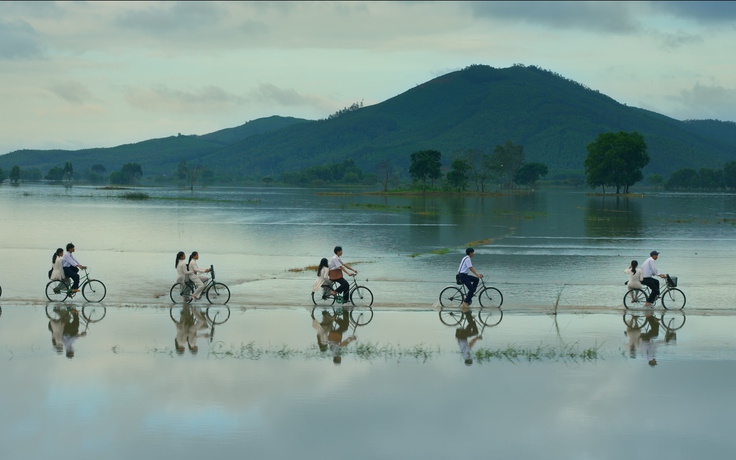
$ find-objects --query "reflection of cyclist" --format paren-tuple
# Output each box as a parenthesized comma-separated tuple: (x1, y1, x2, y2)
(173, 305, 210, 354)
(61, 308, 87, 359)
(641, 251, 666, 306)
(329, 246, 357, 304)
(187, 251, 210, 301)
(456, 311, 482, 365)
(458, 247, 483, 309)
(62, 243, 86, 292)
(327, 310, 356, 364)
(640, 314, 660, 366)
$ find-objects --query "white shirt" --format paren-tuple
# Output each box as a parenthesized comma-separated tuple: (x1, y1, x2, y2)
(61, 252, 81, 268)
(625, 267, 643, 289)
(641, 257, 659, 278)
(458, 255, 473, 274)
(329, 254, 344, 271)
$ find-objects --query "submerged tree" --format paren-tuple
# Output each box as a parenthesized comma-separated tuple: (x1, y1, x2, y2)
(446, 158, 470, 191)
(514, 162, 548, 188)
(584, 131, 649, 194)
(409, 150, 442, 192)
(490, 140, 525, 189)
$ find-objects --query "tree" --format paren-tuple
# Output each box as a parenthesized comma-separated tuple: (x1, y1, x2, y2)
(513, 162, 548, 188)
(724, 161, 736, 191)
(45, 167, 65, 182)
(376, 160, 394, 192)
(647, 174, 663, 189)
(10, 165, 20, 184)
(177, 160, 203, 191)
(110, 163, 143, 185)
(490, 140, 525, 189)
(665, 168, 699, 190)
(409, 150, 442, 192)
(0, 168, 5, 184)
(446, 158, 470, 191)
(463, 149, 494, 192)
(584, 131, 649, 194)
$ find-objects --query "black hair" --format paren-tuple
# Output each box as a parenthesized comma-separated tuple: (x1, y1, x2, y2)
(334, 246, 342, 254)
(188, 251, 198, 265)
(630, 260, 638, 274)
(317, 257, 329, 274)
(466, 247, 474, 255)
(52, 247, 63, 263)
(175, 251, 185, 268)
(66, 243, 75, 251)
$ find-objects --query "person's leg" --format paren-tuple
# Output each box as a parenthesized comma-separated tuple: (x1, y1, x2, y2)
(462, 274, 479, 304)
(337, 278, 349, 303)
(465, 311, 479, 336)
(642, 278, 658, 303)
(191, 275, 206, 299)
(64, 267, 80, 290)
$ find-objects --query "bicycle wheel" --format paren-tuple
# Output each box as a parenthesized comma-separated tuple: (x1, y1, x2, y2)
(661, 288, 686, 310)
(82, 279, 106, 303)
(311, 305, 337, 321)
(46, 303, 68, 320)
(312, 290, 336, 307)
(439, 307, 463, 326)
(350, 306, 373, 326)
(623, 312, 648, 329)
(82, 304, 107, 322)
(206, 282, 230, 304)
(660, 311, 686, 332)
(623, 289, 647, 308)
(170, 282, 192, 304)
(477, 307, 503, 327)
(46, 280, 69, 302)
(478, 287, 503, 309)
(206, 305, 231, 325)
(439, 286, 464, 308)
(350, 286, 373, 308)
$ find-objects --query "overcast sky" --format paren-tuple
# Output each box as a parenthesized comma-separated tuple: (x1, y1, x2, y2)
(1, 1, 735, 155)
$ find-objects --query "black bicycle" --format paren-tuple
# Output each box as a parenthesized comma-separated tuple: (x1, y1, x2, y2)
(170, 265, 231, 304)
(439, 276, 503, 309)
(311, 273, 373, 308)
(45, 268, 106, 303)
(623, 310, 686, 333)
(623, 274, 685, 310)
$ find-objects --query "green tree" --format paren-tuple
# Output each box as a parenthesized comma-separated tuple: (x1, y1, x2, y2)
(699, 168, 723, 190)
(62, 162, 73, 180)
(724, 161, 736, 191)
(513, 162, 548, 188)
(490, 140, 525, 189)
(45, 167, 64, 182)
(121, 163, 143, 184)
(10, 165, 20, 184)
(177, 160, 203, 191)
(0, 167, 5, 184)
(647, 174, 664, 189)
(463, 149, 494, 192)
(446, 158, 470, 191)
(584, 131, 649, 194)
(409, 150, 442, 192)
(664, 168, 699, 190)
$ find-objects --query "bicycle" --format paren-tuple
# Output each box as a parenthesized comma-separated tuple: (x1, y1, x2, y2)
(45, 268, 107, 303)
(439, 302, 503, 328)
(623, 274, 685, 310)
(439, 276, 503, 309)
(311, 273, 373, 308)
(623, 311, 686, 333)
(169, 265, 231, 304)
(46, 303, 107, 325)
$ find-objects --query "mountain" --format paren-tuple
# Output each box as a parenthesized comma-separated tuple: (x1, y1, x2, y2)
(2, 64, 735, 178)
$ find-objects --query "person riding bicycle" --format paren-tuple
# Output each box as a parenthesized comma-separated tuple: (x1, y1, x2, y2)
(458, 247, 483, 310)
(175, 251, 194, 296)
(49, 247, 65, 282)
(641, 251, 666, 306)
(62, 243, 86, 293)
(455, 310, 482, 365)
(187, 251, 210, 301)
(329, 246, 357, 304)
(312, 258, 335, 299)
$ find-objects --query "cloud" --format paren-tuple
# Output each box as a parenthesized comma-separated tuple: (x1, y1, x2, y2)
(674, 83, 736, 120)
(49, 81, 96, 105)
(0, 19, 45, 59)
(114, 1, 225, 34)
(249, 83, 331, 109)
(654, 1, 736, 24)
(124, 84, 248, 113)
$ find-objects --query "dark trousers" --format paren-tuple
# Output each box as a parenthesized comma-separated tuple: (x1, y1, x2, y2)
(63, 266, 80, 289)
(459, 273, 479, 304)
(642, 277, 659, 303)
(335, 277, 350, 303)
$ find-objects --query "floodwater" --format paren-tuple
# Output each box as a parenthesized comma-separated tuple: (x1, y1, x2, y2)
(1, 184, 736, 459)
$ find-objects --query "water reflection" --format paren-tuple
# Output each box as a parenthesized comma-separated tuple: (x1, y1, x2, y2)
(45, 303, 106, 358)
(310, 306, 373, 364)
(169, 304, 231, 354)
(438, 307, 504, 364)
(584, 195, 643, 238)
(623, 310, 685, 366)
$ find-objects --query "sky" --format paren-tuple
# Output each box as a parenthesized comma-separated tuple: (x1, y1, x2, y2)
(1, 1, 735, 155)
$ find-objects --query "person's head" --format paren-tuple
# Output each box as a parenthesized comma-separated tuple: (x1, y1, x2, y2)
(630, 260, 638, 272)
(466, 247, 475, 256)
(318, 257, 329, 273)
(175, 251, 185, 267)
(53, 247, 64, 263)
(334, 246, 343, 255)
(650, 250, 659, 260)
(189, 251, 199, 264)
(66, 243, 75, 252)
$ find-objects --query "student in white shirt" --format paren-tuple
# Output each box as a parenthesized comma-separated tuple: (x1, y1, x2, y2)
(187, 251, 210, 301)
(641, 251, 666, 306)
(457, 247, 483, 309)
(61, 243, 86, 292)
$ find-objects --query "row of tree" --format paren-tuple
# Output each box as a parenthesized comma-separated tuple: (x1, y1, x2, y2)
(655, 162, 736, 190)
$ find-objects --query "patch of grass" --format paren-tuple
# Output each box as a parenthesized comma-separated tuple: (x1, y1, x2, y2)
(474, 342, 601, 363)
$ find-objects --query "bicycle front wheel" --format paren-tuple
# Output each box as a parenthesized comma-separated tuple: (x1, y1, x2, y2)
(46, 280, 69, 302)
(82, 304, 107, 322)
(206, 305, 231, 325)
(439, 286, 463, 308)
(623, 289, 647, 309)
(82, 280, 106, 302)
(350, 286, 373, 308)
(478, 287, 503, 309)
(350, 306, 373, 326)
(661, 288, 686, 310)
(206, 282, 230, 304)
(439, 307, 463, 326)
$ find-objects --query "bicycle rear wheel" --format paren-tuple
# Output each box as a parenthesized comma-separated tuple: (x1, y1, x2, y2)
(82, 304, 107, 322)
(350, 286, 373, 308)
(477, 307, 503, 327)
(206, 305, 231, 325)
(206, 282, 230, 304)
(661, 288, 686, 310)
(478, 287, 503, 309)
(623, 289, 647, 309)
(439, 286, 463, 308)
(170, 282, 193, 303)
(46, 280, 69, 302)
(312, 290, 336, 307)
(82, 279, 106, 303)
(439, 307, 463, 326)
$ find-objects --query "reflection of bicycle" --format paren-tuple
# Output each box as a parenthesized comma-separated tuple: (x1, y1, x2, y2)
(169, 265, 231, 304)
(311, 273, 373, 308)
(623, 274, 685, 309)
(45, 268, 107, 303)
(311, 305, 373, 327)
(46, 303, 107, 325)
(170, 305, 231, 342)
(439, 277, 503, 309)
(623, 311, 686, 332)
(439, 304, 503, 327)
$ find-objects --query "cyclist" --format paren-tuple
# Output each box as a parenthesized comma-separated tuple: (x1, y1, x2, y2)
(312, 258, 335, 300)
(329, 246, 357, 304)
(62, 243, 86, 293)
(174, 251, 194, 297)
(49, 247, 65, 281)
(187, 251, 210, 301)
(641, 251, 666, 306)
(457, 247, 483, 310)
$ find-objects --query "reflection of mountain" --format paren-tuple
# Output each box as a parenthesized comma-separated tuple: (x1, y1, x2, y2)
(584, 196, 642, 238)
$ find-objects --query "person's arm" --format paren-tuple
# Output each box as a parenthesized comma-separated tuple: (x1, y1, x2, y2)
(470, 265, 483, 278)
(469, 336, 482, 348)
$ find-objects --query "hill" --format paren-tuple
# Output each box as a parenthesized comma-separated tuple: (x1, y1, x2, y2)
(2, 65, 735, 179)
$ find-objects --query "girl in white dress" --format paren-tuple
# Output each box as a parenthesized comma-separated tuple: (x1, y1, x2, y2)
(50, 248, 65, 281)
(187, 251, 210, 301)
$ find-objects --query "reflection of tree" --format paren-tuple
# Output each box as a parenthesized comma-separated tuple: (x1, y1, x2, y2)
(584, 195, 642, 238)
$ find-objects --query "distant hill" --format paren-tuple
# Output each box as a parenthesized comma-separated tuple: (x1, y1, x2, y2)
(2, 65, 735, 179)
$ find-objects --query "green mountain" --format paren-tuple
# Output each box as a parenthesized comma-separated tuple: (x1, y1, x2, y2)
(2, 64, 735, 179)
